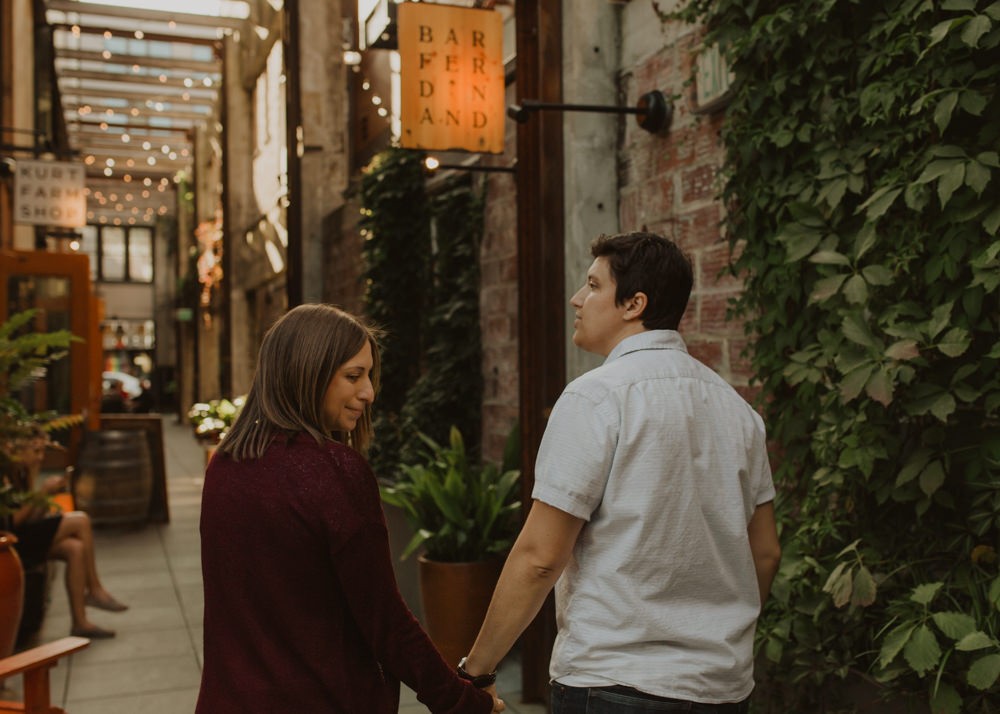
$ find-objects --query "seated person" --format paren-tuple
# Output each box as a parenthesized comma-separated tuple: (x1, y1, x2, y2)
(3, 427, 128, 639)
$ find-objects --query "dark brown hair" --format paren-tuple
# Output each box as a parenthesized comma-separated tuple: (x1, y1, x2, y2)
(218, 304, 381, 461)
(591, 231, 693, 330)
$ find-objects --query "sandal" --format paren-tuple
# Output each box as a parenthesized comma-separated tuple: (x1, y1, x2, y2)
(85, 594, 129, 612)
(70, 625, 116, 639)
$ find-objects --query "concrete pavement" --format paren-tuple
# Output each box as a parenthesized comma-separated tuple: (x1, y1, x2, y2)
(8, 418, 544, 713)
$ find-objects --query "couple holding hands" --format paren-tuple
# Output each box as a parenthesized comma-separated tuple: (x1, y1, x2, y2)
(196, 232, 780, 714)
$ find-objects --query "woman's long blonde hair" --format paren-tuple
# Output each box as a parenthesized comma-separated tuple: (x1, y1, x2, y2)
(218, 304, 381, 461)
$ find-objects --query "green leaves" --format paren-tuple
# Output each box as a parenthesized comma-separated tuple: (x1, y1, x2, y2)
(681, 0, 1000, 709)
(380, 426, 520, 563)
(967, 654, 1000, 690)
(905, 625, 942, 675)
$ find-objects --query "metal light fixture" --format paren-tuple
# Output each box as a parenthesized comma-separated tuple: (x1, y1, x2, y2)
(423, 156, 516, 174)
(507, 90, 672, 134)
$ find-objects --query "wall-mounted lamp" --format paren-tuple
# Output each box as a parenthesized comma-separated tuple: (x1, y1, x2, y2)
(424, 156, 517, 174)
(507, 90, 671, 134)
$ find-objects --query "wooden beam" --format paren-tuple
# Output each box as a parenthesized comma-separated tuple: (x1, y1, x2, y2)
(58, 84, 217, 105)
(47, 0, 247, 31)
(57, 48, 220, 74)
(58, 68, 219, 89)
(52, 22, 223, 47)
(64, 103, 212, 122)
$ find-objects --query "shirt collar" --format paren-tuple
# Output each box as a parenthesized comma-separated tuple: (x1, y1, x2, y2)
(604, 330, 688, 364)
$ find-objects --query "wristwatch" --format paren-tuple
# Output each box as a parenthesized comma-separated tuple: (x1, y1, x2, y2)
(457, 656, 497, 688)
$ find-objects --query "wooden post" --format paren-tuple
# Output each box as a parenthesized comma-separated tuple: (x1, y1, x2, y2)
(515, 0, 563, 704)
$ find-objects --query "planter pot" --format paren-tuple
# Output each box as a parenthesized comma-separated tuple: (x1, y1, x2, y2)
(418, 554, 504, 669)
(0, 533, 25, 657)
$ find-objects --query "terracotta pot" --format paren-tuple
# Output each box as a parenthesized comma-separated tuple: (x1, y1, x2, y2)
(418, 555, 504, 669)
(0, 533, 25, 657)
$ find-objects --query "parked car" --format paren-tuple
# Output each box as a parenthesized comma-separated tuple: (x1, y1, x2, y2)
(102, 371, 143, 399)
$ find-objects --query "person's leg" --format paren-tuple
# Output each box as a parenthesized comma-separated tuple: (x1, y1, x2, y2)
(50, 511, 127, 610)
(48, 536, 114, 637)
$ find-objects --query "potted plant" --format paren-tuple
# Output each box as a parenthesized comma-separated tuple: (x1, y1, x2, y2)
(380, 425, 520, 667)
(0, 309, 82, 655)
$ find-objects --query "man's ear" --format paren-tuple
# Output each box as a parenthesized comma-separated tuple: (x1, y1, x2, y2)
(623, 292, 648, 321)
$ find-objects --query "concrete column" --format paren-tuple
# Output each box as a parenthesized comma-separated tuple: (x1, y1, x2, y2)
(562, 1, 621, 379)
(10, 0, 35, 251)
(296, 0, 349, 304)
(222, 33, 257, 392)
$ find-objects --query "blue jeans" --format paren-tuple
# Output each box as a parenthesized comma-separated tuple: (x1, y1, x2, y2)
(550, 682, 751, 714)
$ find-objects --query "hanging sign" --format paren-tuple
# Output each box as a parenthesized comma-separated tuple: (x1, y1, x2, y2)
(13, 159, 86, 227)
(398, 2, 504, 153)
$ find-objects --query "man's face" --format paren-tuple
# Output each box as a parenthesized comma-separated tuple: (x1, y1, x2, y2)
(569, 257, 631, 357)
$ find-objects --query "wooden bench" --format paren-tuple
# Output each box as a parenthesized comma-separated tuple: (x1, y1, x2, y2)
(0, 637, 89, 713)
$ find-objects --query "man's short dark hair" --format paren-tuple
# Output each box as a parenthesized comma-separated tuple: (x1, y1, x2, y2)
(591, 232, 693, 330)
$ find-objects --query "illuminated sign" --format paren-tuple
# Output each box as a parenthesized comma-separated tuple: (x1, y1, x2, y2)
(14, 159, 86, 227)
(398, 2, 504, 153)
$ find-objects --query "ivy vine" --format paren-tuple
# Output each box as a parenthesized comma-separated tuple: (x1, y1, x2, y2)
(361, 148, 485, 479)
(361, 149, 431, 480)
(678, 0, 1000, 711)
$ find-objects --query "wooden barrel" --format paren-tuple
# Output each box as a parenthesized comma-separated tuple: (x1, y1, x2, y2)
(73, 430, 153, 525)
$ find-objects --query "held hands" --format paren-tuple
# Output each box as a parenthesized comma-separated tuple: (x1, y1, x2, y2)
(485, 684, 504, 712)
(42, 475, 67, 495)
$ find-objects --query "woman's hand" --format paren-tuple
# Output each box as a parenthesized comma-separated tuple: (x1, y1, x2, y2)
(42, 475, 67, 495)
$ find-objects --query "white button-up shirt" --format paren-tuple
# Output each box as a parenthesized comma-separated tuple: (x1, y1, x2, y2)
(532, 330, 775, 704)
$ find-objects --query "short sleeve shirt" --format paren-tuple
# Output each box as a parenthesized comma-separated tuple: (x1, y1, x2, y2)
(532, 330, 775, 704)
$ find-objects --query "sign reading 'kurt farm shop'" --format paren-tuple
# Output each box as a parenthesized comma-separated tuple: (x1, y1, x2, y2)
(14, 160, 86, 227)
(398, 3, 504, 154)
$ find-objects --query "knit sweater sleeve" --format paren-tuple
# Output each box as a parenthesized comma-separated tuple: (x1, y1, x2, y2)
(328, 451, 492, 714)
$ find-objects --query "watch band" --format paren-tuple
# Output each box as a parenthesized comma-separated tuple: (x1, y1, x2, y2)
(457, 656, 497, 688)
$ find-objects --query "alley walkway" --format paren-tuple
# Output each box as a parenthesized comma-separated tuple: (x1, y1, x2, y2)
(16, 418, 542, 713)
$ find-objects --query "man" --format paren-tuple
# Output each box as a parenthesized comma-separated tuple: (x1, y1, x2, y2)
(459, 232, 781, 713)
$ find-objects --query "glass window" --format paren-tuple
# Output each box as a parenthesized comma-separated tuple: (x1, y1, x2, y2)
(129, 227, 154, 283)
(79, 225, 98, 280)
(101, 227, 126, 281)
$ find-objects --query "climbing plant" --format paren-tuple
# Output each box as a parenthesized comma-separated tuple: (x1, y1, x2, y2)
(361, 148, 432, 480)
(677, 1, 1000, 711)
(398, 176, 484, 466)
(361, 150, 485, 480)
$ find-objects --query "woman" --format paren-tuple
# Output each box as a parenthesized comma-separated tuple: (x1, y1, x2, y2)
(196, 304, 501, 714)
(5, 427, 127, 639)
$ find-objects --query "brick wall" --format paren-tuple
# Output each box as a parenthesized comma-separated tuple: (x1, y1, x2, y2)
(620, 30, 754, 395)
(323, 191, 366, 317)
(479, 102, 520, 464)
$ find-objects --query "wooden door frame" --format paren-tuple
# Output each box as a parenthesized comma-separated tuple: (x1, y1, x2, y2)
(0, 250, 101, 439)
(515, 0, 564, 705)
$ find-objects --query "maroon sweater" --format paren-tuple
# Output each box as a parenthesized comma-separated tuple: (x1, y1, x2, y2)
(196, 434, 492, 714)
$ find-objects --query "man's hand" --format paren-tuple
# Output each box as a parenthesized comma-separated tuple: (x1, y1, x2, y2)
(42, 475, 67, 495)
(464, 501, 585, 676)
(484, 684, 505, 712)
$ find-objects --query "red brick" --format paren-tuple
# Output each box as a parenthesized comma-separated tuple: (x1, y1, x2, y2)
(682, 164, 716, 204)
(699, 241, 744, 293)
(687, 338, 724, 371)
(676, 204, 721, 254)
(698, 290, 743, 336)
(729, 338, 754, 383)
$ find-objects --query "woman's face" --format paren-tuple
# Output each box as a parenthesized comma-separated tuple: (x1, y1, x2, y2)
(321, 340, 375, 433)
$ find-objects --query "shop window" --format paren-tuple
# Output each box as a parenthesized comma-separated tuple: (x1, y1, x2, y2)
(82, 224, 155, 284)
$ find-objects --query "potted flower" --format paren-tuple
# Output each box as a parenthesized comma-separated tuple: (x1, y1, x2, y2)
(379, 425, 520, 667)
(187, 396, 245, 442)
(187, 396, 245, 466)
